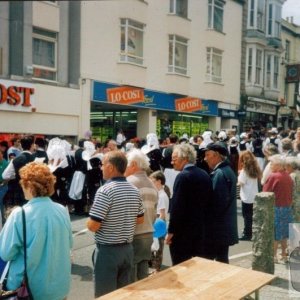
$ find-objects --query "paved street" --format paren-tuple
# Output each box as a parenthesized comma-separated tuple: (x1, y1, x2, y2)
(68, 201, 253, 299)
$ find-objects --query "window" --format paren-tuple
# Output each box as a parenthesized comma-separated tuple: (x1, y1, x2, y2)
(248, 0, 265, 31)
(247, 48, 253, 83)
(274, 56, 279, 89)
(120, 19, 144, 65)
(168, 35, 188, 75)
(32, 27, 57, 81)
(169, 0, 188, 18)
(246, 46, 263, 85)
(206, 47, 222, 83)
(255, 49, 263, 85)
(267, 3, 281, 38)
(265, 54, 279, 89)
(285, 40, 290, 63)
(208, 0, 224, 32)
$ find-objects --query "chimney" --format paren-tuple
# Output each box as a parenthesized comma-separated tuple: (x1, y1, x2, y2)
(291, 16, 294, 24)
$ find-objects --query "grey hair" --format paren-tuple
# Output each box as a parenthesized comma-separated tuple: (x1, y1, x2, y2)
(285, 156, 299, 170)
(126, 148, 150, 170)
(173, 143, 196, 164)
(263, 143, 279, 156)
(269, 154, 286, 168)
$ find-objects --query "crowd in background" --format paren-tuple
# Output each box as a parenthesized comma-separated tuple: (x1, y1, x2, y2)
(0, 125, 300, 297)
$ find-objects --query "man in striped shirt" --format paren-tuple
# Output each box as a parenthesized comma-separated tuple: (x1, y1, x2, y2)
(87, 151, 145, 298)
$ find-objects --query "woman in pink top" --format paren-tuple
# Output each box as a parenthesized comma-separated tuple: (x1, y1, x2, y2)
(263, 154, 293, 263)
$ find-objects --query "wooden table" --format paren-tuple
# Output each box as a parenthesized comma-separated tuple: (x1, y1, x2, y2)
(98, 257, 276, 300)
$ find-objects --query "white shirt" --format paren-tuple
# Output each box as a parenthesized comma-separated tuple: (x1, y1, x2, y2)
(238, 169, 258, 204)
(156, 189, 169, 216)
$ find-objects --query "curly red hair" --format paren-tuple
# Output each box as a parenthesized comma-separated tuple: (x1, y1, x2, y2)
(19, 162, 56, 197)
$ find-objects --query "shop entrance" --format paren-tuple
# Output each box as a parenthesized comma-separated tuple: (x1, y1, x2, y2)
(90, 102, 137, 142)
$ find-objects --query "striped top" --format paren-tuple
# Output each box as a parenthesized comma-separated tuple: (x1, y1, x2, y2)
(89, 177, 145, 244)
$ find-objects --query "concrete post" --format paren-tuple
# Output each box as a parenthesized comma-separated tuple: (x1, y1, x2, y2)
(252, 192, 275, 275)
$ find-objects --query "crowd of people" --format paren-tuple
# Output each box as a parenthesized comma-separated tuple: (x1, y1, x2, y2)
(0, 125, 300, 298)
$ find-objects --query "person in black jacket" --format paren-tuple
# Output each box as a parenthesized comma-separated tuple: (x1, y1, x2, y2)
(165, 143, 213, 265)
(204, 143, 238, 263)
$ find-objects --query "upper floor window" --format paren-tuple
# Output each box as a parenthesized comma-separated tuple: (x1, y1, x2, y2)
(168, 35, 188, 75)
(169, 0, 188, 18)
(208, 0, 224, 32)
(267, 3, 281, 38)
(32, 27, 57, 81)
(285, 40, 290, 63)
(120, 19, 144, 65)
(265, 53, 279, 89)
(248, 0, 265, 31)
(246, 46, 263, 85)
(206, 47, 222, 83)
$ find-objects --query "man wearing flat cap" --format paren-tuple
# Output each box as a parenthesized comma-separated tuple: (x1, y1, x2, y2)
(204, 143, 238, 263)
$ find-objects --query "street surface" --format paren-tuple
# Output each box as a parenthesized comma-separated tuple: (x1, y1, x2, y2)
(68, 200, 252, 300)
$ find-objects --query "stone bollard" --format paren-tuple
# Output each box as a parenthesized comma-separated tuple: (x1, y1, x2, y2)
(252, 192, 275, 274)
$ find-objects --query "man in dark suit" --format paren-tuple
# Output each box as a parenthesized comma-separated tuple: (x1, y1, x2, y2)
(165, 143, 213, 265)
(204, 143, 239, 263)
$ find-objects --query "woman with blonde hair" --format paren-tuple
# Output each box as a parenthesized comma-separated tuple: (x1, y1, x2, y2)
(0, 162, 73, 300)
(238, 150, 262, 241)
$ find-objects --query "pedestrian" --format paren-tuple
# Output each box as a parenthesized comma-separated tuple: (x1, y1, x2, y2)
(238, 150, 262, 241)
(2, 135, 35, 207)
(141, 133, 162, 172)
(33, 137, 49, 164)
(149, 170, 170, 272)
(285, 157, 300, 222)
(263, 154, 293, 263)
(165, 143, 213, 265)
(87, 151, 144, 297)
(0, 150, 8, 225)
(204, 143, 239, 263)
(125, 148, 158, 281)
(0, 162, 73, 300)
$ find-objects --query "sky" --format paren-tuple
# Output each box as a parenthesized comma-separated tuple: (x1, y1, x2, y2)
(282, 0, 300, 26)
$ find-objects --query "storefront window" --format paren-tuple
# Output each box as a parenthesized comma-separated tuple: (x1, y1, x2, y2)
(90, 106, 137, 142)
(157, 111, 208, 139)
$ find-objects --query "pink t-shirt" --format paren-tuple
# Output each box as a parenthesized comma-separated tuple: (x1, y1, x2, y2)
(263, 171, 293, 207)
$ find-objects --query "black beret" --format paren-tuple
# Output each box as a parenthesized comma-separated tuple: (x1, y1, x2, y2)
(204, 142, 228, 156)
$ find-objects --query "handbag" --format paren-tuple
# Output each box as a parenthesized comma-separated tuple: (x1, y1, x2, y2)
(0, 208, 33, 300)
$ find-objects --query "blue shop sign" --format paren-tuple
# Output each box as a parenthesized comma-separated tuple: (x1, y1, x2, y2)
(219, 109, 238, 119)
(92, 81, 218, 117)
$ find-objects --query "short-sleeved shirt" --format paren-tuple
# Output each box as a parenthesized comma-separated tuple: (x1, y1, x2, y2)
(89, 177, 144, 244)
(238, 169, 258, 204)
(157, 189, 169, 215)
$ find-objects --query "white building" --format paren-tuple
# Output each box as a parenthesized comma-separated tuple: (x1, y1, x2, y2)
(81, 0, 244, 140)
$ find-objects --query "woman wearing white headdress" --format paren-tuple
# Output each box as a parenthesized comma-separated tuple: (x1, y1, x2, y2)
(141, 133, 162, 172)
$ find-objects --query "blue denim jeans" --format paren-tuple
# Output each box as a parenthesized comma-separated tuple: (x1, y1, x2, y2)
(0, 184, 8, 225)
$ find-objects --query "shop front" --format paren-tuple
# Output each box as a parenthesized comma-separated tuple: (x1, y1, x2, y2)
(0, 78, 81, 145)
(92, 81, 218, 141)
(242, 97, 278, 131)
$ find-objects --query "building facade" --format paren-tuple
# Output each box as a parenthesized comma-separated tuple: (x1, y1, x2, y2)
(240, 0, 286, 132)
(0, 1, 82, 142)
(280, 18, 300, 129)
(81, 0, 244, 141)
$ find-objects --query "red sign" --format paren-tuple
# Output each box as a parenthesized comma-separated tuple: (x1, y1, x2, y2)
(0, 84, 33, 107)
(175, 97, 202, 112)
(106, 86, 144, 105)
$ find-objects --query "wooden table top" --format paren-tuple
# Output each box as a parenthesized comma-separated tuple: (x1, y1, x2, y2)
(98, 257, 276, 300)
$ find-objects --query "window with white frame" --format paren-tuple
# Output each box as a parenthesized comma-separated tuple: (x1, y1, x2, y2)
(32, 27, 57, 81)
(169, 0, 188, 18)
(248, 0, 265, 31)
(265, 53, 280, 89)
(120, 19, 144, 65)
(255, 49, 263, 85)
(246, 46, 263, 85)
(168, 35, 188, 75)
(208, 0, 224, 32)
(206, 47, 222, 83)
(267, 3, 281, 38)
